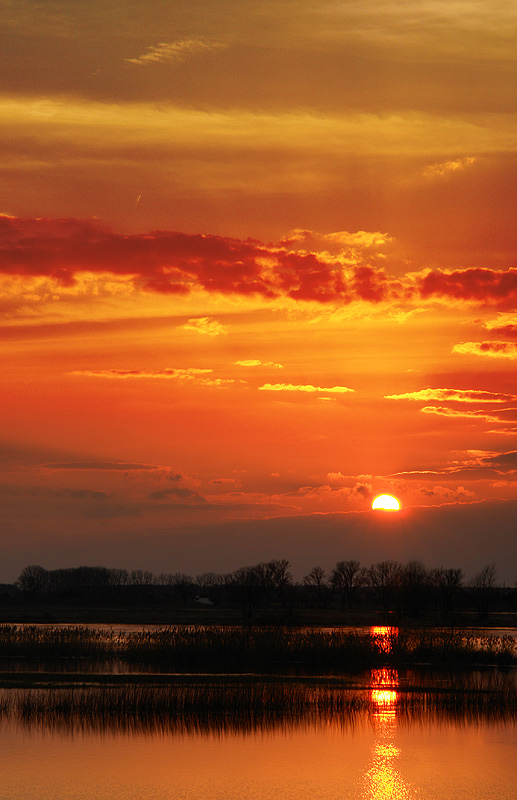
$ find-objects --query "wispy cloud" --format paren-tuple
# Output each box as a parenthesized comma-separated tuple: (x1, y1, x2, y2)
(417, 485, 477, 501)
(37, 461, 182, 474)
(424, 157, 476, 177)
(453, 341, 517, 359)
(259, 383, 355, 394)
(125, 39, 223, 66)
(385, 388, 517, 403)
(484, 314, 517, 337)
(421, 406, 502, 423)
(182, 317, 228, 336)
(68, 367, 235, 388)
(235, 359, 284, 369)
(69, 368, 212, 380)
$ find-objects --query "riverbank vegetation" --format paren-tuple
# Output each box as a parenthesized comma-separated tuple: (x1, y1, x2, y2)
(0, 624, 515, 672)
(1, 678, 516, 735)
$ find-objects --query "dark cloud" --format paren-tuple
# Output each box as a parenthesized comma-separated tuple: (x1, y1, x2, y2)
(38, 460, 178, 473)
(3, 215, 517, 309)
(418, 268, 517, 306)
(54, 489, 110, 501)
(148, 487, 206, 502)
(0, 215, 395, 305)
(480, 451, 517, 471)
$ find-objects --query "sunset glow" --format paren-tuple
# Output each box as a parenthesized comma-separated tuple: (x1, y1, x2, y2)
(372, 496, 401, 512)
(0, 0, 516, 582)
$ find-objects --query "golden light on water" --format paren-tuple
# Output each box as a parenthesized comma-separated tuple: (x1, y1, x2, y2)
(371, 626, 399, 654)
(363, 667, 414, 799)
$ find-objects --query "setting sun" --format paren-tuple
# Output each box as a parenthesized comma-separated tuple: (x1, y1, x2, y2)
(372, 495, 401, 511)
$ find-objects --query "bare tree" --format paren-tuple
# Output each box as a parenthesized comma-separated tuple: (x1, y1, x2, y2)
(16, 565, 48, 596)
(263, 559, 293, 606)
(398, 561, 430, 618)
(331, 560, 367, 609)
(303, 566, 330, 608)
(229, 565, 269, 619)
(470, 563, 498, 618)
(430, 567, 463, 619)
(368, 560, 402, 613)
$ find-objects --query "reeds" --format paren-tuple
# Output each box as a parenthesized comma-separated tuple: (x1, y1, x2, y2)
(0, 625, 515, 672)
(1, 681, 516, 736)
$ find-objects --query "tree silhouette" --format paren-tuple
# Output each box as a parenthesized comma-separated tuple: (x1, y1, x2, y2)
(331, 560, 367, 609)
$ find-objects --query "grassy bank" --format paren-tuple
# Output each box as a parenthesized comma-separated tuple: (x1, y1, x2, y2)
(1, 680, 516, 735)
(0, 625, 516, 671)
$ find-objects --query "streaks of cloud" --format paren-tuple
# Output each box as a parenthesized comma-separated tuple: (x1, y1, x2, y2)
(453, 341, 517, 359)
(278, 229, 392, 255)
(259, 383, 355, 394)
(37, 461, 182, 474)
(68, 367, 236, 388)
(385, 388, 517, 403)
(423, 156, 476, 177)
(480, 450, 517, 471)
(125, 39, 223, 66)
(68, 368, 212, 380)
(148, 487, 206, 502)
(420, 406, 503, 423)
(417, 485, 477, 501)
(234, 359, 284, 368)
(483, 314, 517, 337)
(182, 317, 227, 336)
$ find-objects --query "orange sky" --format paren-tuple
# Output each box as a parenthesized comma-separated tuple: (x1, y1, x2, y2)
(1, 0, 516, 581)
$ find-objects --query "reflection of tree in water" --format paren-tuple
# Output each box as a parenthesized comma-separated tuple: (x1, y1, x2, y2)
(362, 631, 415, 800)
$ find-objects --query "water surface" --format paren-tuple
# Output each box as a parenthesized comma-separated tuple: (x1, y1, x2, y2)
(0, 669, 515, 800)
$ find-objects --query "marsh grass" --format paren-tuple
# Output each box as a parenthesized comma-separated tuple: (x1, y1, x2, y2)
(0, 625, 515, 672)
(1, 681, 516, 735)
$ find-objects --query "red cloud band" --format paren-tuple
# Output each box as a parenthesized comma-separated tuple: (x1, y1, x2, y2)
(2, 215, 516, 307)
(419, 268, 517, 305)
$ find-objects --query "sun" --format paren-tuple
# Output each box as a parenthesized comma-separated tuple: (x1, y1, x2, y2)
(372, 494, 400, 511)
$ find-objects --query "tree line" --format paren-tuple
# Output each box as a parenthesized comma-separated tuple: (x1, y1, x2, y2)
(14, 559, 507, 619)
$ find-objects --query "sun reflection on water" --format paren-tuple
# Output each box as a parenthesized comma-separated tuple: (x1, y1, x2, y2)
(362, 653, 415, 799)
(371, 626, 399, 654)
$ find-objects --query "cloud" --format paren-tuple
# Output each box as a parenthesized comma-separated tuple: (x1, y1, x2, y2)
(480, 451, 517, 472)
(234, 359, 283, 368)
(390, 448, 517, 481)
(417, 485, 477, 501)
(278, 229, 392, 256)
(417, 268, 517, 306)
(421, 406, 502, 423)
(68, 368, 213, 380)
(209, 478, 241, 487)
(259, 383, 355, 394)
(182, 317, 227, 336)
(37, 461, 173, 472)
(2, 215, 516, 311)
(68, 368, 236, 388)
(125, 39, 223, 66)
(423, 157, 476, 177)
(54, 489, 111, 501)
(385, 388, 517, 403)
(453, 341, 517, 359)
(148, 487, 206, 503)
(483, 314, 517, 337)
(0, 216, 398, 307)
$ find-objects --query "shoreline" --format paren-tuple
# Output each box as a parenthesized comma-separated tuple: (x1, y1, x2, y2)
(1, 603, 516, 629)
